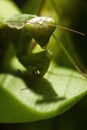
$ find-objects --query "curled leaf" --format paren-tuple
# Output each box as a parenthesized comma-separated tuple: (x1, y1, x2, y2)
(0, 64, 87, 123)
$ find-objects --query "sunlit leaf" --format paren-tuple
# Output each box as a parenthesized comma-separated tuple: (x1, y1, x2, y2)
(0, 63, 87, 123)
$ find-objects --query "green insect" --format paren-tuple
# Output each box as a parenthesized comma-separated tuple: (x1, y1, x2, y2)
(0, 14, 56, 77)
(0, 13, 86, 78)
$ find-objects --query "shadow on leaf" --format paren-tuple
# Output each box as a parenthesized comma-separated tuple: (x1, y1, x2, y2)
(21, 73, 65, 104)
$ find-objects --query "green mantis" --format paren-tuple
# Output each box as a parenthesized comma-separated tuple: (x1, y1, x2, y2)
(0, 14, 56, 77)
(0, 13, 86, 78)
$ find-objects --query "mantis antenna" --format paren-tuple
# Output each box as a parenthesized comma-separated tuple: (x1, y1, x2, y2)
(48, 23, 86, 36)
(47, 21, 86, 78)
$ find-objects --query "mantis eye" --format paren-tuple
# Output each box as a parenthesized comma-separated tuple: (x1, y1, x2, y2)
(25, 16, 56, 48)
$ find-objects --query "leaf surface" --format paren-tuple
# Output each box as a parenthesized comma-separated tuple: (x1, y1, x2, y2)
(0, 64, 87, 123)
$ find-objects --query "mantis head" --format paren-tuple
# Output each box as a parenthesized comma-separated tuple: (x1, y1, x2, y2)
(26, 16, 56, 48)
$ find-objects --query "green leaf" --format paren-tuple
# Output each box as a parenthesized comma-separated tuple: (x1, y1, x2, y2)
(22, 0, 45, 14)
(0, 63, 87, 123)
(0, 0, 21, 20)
